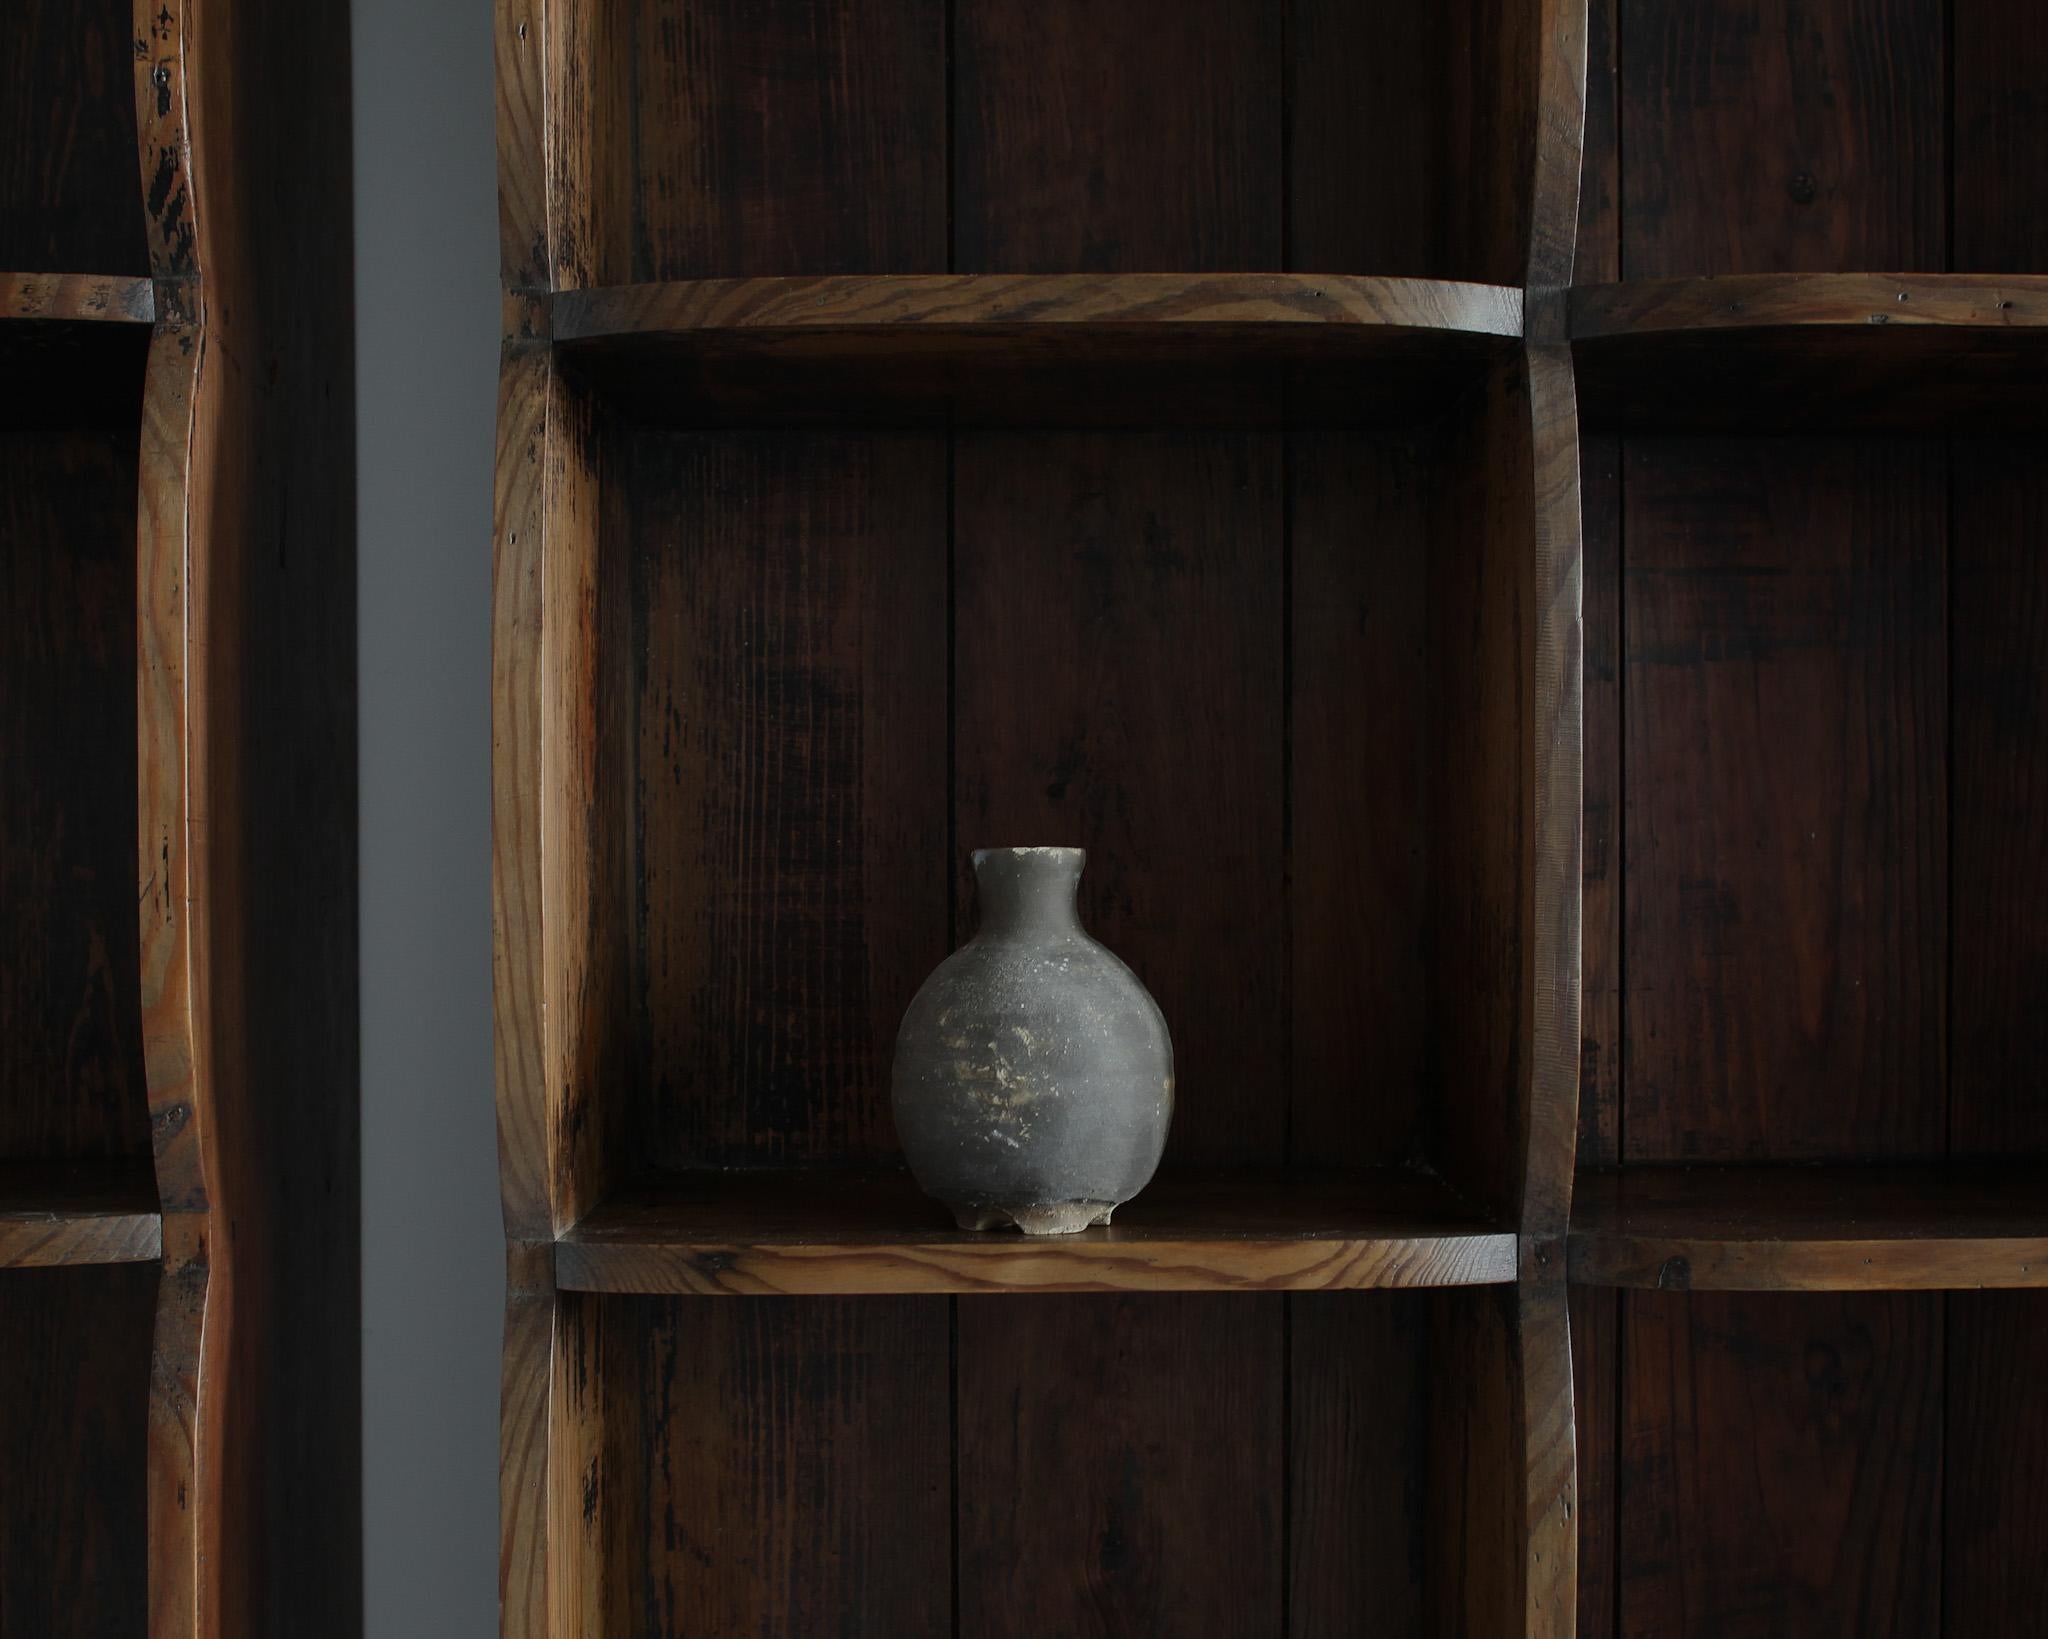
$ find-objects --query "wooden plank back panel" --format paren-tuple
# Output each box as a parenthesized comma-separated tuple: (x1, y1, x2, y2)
(1619, 1291, 1941, 1638)
(954, 0, 1279, 273)
(628, 430, 948, 1170)
(1617, 0, 1944, 278)
(1952, 443, 2048, 1156)
(610, 1295, 951, 1638)
(0, 1264, 154, 1638)
(1623, 437, 1945, 1161)
(0, 418, 150, 1162)
(621, 0, 945, 282)
(1577, 436, 1619, 1167)
(1945, 1293, 2048, 1636)
(953, 430, 1285, 1169)
(0, 0, 146, 273)
(957, 1293, 1283, 1638)
(1567, 1287, 1617, 1639)
(1953, 0, 2048, 271)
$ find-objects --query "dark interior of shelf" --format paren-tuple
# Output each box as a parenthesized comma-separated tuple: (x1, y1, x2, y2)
(0, 1263, 153, 1636)
(564, 1281, 1520, 1637)
(1574, 1, 2048, 1627)
(0, 1157, 160, 1224)
(1, 363, 151, 1166)
(0, 0, 148, 276)
(1571, 1163, 2048, 1243)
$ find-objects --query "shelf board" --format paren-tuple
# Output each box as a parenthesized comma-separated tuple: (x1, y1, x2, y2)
(557, 1167, 1515, 1296)
(548, 273, 1522, 428)
(0, 272, 154, 326)
(1570, 1164, 2048, 1291)
(1571, 273, 2048, 430)
(0, 1159, 162, 1269)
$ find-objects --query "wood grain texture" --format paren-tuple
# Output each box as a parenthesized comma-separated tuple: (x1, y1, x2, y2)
(1618, 1291, 1941, 1637)
(0, 270, 152, 323)
(1518, 1261, 1578, 1639)
(538, 0, 632, 289)
(149, 1212, 223, 1639)
(0, 1159, 159, 1268)
(958, 1293, 1281, 1637)
(497, 1256, 555, 1639)
(558, 1169, 1514, 1296)
(612, 1295, 951, 1638)
(1426, 1284, 1523, 1638)
(955, 0, 1277, 273)
(1623, 437, 1945, 1161)
(1291, 434, 1431, 1168)
(621, 0, 944, 282)
(1567, 1285, 1617, 1639)
(0, 0, 148, 273)
(955, 431, 1283, 1168)
(628, 430, 947, 1171)
(496, 0, 547, 288)
(1526, 0, 1591, 291)
(1578, 436, 1619, 1169)
(1946, 1293, 2048, 1635)
(1572, 1165, 2048, 1289)
(1617, 0, 1944, 278)
(1, 412, 151, 1163)
(1953, 0, 2048, 272)
(1574, 0, 1619, 285)
(1952, 442, 2048, 1156)
(1573, 273, 2048, 338)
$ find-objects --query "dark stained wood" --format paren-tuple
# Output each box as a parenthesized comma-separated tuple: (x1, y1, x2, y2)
(619, 0, 944, 283)
(1617, 0, 1944, 278)
(495, 0, 548, 289)
(1953, 0, 2048, 272)
(1623, 437, 1945, 1161)
(0, 1159, 160, 1268)
(1572, 1164, 2048, 1289)
(954, 430, 1284, 1168)
(0, 271, 152, 323)
(627, 430, 948, 1170)
(0, 1263, 155, 1636)
(1, 417, 151, 1164)
(957, 1293, 1281, 1637)
(1518, 1263, 1578, 1639)
(1578, 436, 1620, 1168)
(954, 0, 1278, 273)
(1567, 1285, 1617, 1639)
(1291, 434, 1431, 1168)
(1946, 1293, 2048, 1635)
(1426, 1283, 1523, 1637)
(0, 0, 148, 274)
(612, 1295, 951, 1638)
(1619, 1291, 1941, 1637)
(1574, 273, 2048, 338)
(557, 1168, 1515, 1296)
(1573, 0, 1619, 285)
(1951, 443, 2048, 1157)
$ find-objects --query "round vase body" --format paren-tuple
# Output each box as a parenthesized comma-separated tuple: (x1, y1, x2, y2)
(891, 848, 1173, 1235)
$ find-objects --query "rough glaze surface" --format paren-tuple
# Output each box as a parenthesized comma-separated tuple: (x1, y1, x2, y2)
(892, 848, 1171, 1233)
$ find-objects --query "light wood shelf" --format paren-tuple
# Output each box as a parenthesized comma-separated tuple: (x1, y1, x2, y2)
(0, 1159, 161, 1269)
(0, 271, 154, 325)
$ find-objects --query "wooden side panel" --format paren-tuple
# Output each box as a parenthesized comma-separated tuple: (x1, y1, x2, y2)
(496, 0, 548, 287)
(1617, 0, 1944, 277)
(1291, 434, 1430, 1168)
(1952, 0, 2048, 271)
(623, 0, 945, 281)
(1578, 436, 1619, 1166)
(1945, 1293, 2048, 1636)
(0, 1264, 154, 1637)
(954, 0, 1279, 273)
(629, 431, 948, 1171)
(1618, 1291, 1942, 1638)
(0, 414, 150, 1162)
(1952, 443, 2048, 1156)
(954, 431, 1285, 1168)
(0, 0, 147, 273)
(958, 1294, 1282, 1638)
(1623, 438, 1945, 1161)
(612, 1296, 951, 1639)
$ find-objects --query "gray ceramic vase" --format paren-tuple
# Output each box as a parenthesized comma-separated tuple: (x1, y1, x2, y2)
(891, 847, 1173, 1235)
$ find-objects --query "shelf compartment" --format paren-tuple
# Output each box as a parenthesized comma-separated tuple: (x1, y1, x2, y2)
(557, 1168, 1514, 1296)
(0, 1159, 161, 1269)
(1572, 274, 2048, 429)
(1570, 1165, 2048, 1290)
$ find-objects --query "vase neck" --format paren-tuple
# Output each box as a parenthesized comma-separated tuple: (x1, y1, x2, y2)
(973, 847, 1084, 938)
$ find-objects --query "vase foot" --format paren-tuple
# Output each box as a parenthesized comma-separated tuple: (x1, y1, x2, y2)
(949, 1201, 1115, 1236)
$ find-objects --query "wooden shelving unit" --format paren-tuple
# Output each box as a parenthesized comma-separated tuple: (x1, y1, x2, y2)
(495, 1, 2044, 1635)
(1, 2, 356, 1635)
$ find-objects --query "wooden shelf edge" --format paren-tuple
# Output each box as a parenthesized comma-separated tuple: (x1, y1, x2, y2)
(555, 1228, 1519, 1297)
(553, 272, 1526, 344)
(1570, 272, 2048, 340)
(0, 272, 155, 326)
(1568, 1231, 2048, 1292)
(0, 1161, 164, 1269)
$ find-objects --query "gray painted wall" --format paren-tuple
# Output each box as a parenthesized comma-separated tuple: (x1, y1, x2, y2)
(353, 0, 501, 1632)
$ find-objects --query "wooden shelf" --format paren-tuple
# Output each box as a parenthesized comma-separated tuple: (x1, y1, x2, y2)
(0, 1159, 161, 1269)
(0, 272, 154, 325)
(1571, 273, 2048, 430)
(557, 1168, 1515, 1296)
(549, 273, 1522, 427)
(1570, 1165, 2048, 1291)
